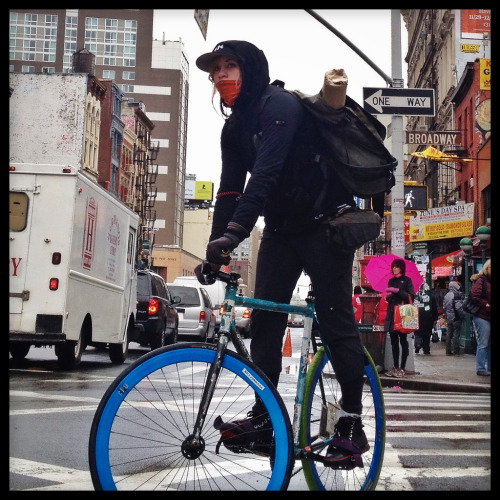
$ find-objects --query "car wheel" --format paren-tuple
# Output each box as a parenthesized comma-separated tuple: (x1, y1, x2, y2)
(57, 337, 84, 370)
(164, 323, 178, 346)
(150, 322, 167, 351)
(109, 321, 130, 364)
(9, 343, 31, 360)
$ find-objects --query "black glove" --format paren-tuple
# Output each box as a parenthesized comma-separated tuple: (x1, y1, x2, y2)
(194, 263, 218, 285)
(206, 232, 241, 265)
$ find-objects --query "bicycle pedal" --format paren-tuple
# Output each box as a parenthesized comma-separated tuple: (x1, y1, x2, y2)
(324, 452, 363, 470)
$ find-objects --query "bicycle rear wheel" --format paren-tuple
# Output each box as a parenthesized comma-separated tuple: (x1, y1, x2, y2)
(89, 343, 293, 491)
(299, 346, 385, 491)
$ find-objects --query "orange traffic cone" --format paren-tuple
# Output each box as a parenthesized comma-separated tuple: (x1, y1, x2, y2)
(282, 328, 292, 357)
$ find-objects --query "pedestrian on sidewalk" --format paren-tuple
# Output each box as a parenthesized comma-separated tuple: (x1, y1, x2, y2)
(384, 258, 415, 378)
(470, 259, 491, 376)
(443, 280, 465, 356)
(414, 288, 438, 355)
(352, 285, 363, 323)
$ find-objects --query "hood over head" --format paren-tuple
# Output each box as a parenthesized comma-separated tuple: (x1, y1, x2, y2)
(196, 40, 270, 111)
(448, 281, 461, 291)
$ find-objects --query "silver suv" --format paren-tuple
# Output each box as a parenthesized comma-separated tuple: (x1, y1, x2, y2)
(167, 284, 217, 342)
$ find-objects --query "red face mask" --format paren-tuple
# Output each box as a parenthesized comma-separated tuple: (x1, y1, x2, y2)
(215, 79, 241, 107)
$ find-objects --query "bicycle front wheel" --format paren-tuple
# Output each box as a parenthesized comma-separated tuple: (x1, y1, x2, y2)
(300, 346, 385, 491)
(89, 343, 294, 491)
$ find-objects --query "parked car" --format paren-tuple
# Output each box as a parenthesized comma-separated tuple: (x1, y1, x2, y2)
(234, 306, 252, 338)
(135, 270, 180, 350)
(167, 284, 217, 342)
(173, 276, 227, 332)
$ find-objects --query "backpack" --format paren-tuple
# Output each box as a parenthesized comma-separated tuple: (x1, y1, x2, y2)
(452, 291, 465, 320)
(287, 89, 397, 199)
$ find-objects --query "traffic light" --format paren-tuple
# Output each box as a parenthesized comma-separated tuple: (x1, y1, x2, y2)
(404, 185, 428, 211)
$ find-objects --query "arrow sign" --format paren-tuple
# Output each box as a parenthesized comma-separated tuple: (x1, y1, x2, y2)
(363, 87, 435, 116)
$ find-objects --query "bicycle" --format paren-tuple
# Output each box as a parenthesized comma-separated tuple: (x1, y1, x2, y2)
(89, 262, 386, 491)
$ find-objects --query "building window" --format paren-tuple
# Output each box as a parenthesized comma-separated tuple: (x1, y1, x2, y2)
(103, 70, 115, 79)
(21, 65, 35, 73)
(24, 26, 36, 38)
(105, 18, 118, 30)
(122, 71, 135, 80)
(124, 20, 137, 31)
(85, 42, 97, 53)
(25, 13, 38, 25)
(42, 66, 55, 73)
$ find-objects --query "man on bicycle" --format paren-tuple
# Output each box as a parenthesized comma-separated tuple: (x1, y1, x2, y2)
(194, 40, 370, 465)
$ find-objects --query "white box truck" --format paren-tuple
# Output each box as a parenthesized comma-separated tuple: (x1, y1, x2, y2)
(9, 163, 140, 369)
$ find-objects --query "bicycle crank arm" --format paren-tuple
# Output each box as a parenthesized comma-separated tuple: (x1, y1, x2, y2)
(299, 448, 363, 470)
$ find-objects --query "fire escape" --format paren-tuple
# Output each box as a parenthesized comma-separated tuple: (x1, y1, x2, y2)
(134, 120, 160, 266)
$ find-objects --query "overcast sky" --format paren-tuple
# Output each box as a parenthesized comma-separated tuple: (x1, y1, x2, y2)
(153, 9, 408, 195)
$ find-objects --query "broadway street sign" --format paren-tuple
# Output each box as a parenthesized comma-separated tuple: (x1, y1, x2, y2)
(363, 87, 435, 116)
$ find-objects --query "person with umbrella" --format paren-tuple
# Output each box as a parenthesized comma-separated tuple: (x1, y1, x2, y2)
(383, 258, 416, 378)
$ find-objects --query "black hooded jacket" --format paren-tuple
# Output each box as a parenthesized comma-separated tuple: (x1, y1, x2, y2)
(210, 40, 353, 240)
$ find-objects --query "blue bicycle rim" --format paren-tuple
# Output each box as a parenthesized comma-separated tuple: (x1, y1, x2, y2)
(91, 345, 292, 490)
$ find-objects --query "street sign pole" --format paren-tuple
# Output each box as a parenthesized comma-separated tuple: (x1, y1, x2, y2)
(390, 9, 405, 261)
(390, 9, 414, 372)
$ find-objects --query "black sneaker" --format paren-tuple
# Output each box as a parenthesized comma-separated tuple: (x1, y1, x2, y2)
(325, 416, 369, 467)
(214, 409, 274, 456)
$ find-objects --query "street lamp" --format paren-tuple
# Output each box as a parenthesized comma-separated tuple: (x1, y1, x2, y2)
(475, 226, 491, 265)
(459, 237, 474, 354)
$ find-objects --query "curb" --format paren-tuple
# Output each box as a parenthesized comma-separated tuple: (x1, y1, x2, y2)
(380, 375, 490, 394)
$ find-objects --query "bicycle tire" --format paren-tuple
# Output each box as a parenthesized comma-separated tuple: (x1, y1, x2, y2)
(89, 342, 294, 491)
(299, 346, 385, 491)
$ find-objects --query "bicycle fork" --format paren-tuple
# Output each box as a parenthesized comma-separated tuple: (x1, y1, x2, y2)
(182, 335, 229, 459)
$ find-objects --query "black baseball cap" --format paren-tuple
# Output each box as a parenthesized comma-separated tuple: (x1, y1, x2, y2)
(196, 42, 239, 73)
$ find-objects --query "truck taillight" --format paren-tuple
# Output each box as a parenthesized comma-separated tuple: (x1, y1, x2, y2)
(52, 252, 62, 265)
(49, 278, 59, 290)
(148, 298, 159, 315)
(219, 305, 225, 314)
(9, 166, 16, 171)
(242, 308, 251, 319)
(200, 311, 207, 322)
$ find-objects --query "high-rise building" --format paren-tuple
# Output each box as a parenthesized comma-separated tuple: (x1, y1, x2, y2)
(9, 9, 188, 248)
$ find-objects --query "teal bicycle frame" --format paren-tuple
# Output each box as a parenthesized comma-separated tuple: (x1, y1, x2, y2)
(219, 276, 317, 454)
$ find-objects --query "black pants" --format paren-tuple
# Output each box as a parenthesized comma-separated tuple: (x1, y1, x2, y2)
(388, 331, 410, 370)
(414, 333, 431, 354)
(250, 224, 365, 414)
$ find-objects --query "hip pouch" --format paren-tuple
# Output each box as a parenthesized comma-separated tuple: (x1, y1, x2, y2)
(323, 205, 381, 251)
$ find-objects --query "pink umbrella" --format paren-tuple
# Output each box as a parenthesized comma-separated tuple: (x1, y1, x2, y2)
(363, 254, 424, 293)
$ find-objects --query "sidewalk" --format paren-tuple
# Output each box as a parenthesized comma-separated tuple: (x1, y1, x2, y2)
(379, 336, 490, 393)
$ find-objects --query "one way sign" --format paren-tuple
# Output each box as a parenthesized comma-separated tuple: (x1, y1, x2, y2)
(363, 87, 435, 116)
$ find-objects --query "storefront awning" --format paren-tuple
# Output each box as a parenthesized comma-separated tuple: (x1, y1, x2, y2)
(431, 250, 461, 270)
